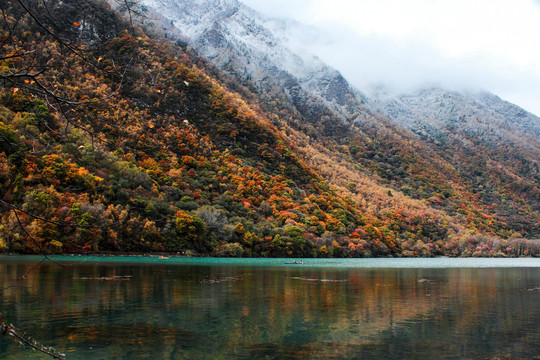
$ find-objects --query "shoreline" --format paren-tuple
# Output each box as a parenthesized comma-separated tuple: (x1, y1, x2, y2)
(0, 252, 538, 259)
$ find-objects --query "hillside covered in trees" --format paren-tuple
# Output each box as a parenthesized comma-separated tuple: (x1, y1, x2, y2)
(0, 0, 538, 257)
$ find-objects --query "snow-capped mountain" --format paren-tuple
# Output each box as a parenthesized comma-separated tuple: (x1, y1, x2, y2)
(142, 1, 540, 148)
(142, 0, 375, 126)
(141, 0, 540, 156)
(370, 86, 540, 154)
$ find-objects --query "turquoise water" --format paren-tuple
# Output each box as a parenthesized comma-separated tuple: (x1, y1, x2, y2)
(5, 255, 540, 268)
(1, 256, 539, 359)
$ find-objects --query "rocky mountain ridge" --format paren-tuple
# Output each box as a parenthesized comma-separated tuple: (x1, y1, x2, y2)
(370, 86, 540, 146)
(143, 0, 374, 126)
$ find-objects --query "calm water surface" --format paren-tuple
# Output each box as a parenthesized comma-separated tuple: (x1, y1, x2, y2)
(0, 256, 539, 359)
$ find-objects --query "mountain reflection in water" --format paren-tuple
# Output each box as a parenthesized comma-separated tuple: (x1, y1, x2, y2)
(0, 256, 539, 359)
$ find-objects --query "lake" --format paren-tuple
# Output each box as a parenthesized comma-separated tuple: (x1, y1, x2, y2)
(0, 256, 539, 359)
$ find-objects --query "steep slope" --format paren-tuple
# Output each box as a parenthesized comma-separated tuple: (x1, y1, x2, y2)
(0, 0, 353, 256)
(1, 0, 538, 257)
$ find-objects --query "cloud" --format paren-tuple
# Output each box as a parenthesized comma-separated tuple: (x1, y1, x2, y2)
(241, 0, 540, 116)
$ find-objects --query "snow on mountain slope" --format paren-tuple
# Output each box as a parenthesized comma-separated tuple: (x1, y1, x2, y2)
(370, 86, 540, 154)
(142, 0, 374, 124)
(141, 0, 540, 147)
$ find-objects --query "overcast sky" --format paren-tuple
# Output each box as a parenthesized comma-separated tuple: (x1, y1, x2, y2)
(241, 0, 540, 116)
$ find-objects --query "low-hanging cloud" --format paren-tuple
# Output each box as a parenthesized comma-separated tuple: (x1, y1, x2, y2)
(241, 0, 540, 116)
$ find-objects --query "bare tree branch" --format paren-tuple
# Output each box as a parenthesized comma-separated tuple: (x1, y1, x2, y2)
(0, 50, 36, 61)
(0, 319, 66, 359)
(0, 199, 67, 227)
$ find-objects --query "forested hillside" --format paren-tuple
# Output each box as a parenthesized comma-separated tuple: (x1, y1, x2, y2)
(0, 0, 538, 257)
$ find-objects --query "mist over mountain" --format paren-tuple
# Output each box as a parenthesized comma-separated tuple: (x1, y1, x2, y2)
(144, 0, 540, 144)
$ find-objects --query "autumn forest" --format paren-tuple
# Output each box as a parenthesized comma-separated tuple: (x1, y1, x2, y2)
(1, 0, 539, 258)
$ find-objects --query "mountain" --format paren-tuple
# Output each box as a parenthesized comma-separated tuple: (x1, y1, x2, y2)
(0, 0, 538, 257)
(371, 87, 540, 235)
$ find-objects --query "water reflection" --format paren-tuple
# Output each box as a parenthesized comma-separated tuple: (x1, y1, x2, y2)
(0, 259, 539, 359)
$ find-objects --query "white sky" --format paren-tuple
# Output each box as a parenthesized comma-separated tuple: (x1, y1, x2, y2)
(241, 0, 540, 116)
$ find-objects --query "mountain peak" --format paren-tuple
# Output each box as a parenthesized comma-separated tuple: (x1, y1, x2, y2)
(142, 0, 374, 125)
